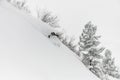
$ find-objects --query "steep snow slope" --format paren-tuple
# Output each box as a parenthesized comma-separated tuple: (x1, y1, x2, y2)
(0, 1, 100, 80)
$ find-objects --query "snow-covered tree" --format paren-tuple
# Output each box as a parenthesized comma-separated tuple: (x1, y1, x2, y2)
(58, 34, 78, 54)
(40, 11, 60, 28)
(102, 49, 120, 79)
(78, 21, 120, 80)
(82, 47, 104, 67)
(78, 22, 103, 66)
(78, 21, 101, 52)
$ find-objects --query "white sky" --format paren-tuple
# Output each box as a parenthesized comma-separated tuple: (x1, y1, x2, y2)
(17, 0, 120, 65)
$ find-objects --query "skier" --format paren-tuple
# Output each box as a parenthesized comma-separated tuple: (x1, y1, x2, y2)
(48, 32, 59, 38)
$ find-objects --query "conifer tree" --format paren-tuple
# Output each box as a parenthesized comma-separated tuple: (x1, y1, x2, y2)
(78, 21, 120, 80)
(102, 50, 120, 79)
(78, 22, 103, 67)
(78, 21, 100, 52)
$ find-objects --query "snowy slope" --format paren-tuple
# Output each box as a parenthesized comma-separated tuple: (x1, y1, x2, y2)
(0, 1, 100, 80)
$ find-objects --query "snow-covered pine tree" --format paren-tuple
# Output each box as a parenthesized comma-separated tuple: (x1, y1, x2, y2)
(78, 21, 106, 79)
(78, 21, 120, 80)
(78, 21, 103, 64)
(102, 49, 120, 79)
(78, 21, 101, 52)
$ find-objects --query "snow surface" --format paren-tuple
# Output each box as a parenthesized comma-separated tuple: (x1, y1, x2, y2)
(0, 1, 101, 80)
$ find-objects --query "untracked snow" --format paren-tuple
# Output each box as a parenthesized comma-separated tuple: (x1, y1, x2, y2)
(0, 1, 100, 80)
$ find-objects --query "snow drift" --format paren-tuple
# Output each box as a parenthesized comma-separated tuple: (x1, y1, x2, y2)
(0, 1, 100, 80)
